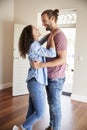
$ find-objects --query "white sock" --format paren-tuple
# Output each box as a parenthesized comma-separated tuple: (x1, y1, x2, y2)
(13, 125, 19, 130)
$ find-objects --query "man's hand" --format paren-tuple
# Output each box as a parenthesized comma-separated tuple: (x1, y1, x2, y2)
(31, 61, 42, 69)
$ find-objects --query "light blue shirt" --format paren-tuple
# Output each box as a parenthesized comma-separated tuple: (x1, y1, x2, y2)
(26, 37, 56, 85)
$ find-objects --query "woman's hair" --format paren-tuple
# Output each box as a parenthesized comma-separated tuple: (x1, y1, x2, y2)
(41, 9, 59, 22)
(19, 25, 34, 58)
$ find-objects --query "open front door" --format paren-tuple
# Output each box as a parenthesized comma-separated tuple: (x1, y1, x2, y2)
(12, 24, 29, 96)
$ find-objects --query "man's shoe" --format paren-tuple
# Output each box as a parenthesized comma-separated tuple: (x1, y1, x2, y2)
(45, 126, 53, 130)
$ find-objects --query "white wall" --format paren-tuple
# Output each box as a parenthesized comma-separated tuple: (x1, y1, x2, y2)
(0, 0, 14, 89)
(14, 0, 87, 102)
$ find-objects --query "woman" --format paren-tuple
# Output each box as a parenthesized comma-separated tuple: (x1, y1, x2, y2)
(13, 25, 56, 130)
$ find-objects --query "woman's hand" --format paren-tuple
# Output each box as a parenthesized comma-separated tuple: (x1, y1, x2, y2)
(31, 61, 42, 69)
(47, 29, 59, 49)
(48, 34, 55, 49)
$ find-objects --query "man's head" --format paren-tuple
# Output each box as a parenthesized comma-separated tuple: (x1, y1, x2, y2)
(41, 9, 59, 31)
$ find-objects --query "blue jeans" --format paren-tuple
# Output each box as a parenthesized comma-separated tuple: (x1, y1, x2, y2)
(22, 78, 46, 130)
(46, 78, 65, 130)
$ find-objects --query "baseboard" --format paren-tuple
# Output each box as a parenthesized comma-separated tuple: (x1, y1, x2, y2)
(0, 82, 12, 90)
(71, 94, 87, 103)
(62, 91, 72, 96)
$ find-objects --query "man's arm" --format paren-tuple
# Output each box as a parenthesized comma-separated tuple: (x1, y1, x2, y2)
(31, 49, 67, 69)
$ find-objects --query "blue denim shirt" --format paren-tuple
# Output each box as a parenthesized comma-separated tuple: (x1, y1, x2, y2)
(26, 37, 56, 85)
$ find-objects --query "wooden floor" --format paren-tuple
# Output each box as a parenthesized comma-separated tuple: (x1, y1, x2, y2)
(0, 88, 87, 130)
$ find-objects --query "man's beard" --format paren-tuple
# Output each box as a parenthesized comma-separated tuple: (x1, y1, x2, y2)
(46, 27, 50, 31)
(46, 23, 52, 31)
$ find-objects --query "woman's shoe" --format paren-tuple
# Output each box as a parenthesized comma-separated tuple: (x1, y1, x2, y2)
(13, 125, 19, 130)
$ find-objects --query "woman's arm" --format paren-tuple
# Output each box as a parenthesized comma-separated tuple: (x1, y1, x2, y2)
(31, 50, 67, 68)
(31, 41, 56, 58)
(38, 33, 50, 45)
(32, 33, 56, 58)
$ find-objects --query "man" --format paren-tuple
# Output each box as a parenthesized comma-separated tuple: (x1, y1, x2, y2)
(32, 9, 67, 130)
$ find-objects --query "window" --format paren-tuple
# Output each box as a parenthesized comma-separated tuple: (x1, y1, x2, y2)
(58, 9, 77, 27)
